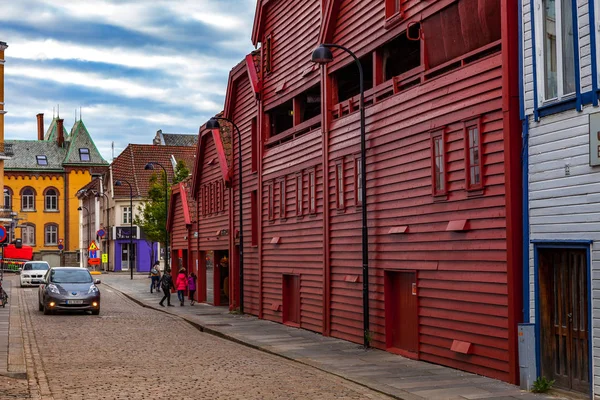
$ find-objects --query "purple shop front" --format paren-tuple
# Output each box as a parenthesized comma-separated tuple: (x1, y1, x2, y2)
(113, 226, 158, 272)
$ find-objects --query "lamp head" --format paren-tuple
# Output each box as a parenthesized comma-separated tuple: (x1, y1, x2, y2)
(115, 180, 123, 187)
(77, 206, 82, 211)
(144, 162, 155, 170)
(311, 44, 334, 64)
(206, 118, 220, 130)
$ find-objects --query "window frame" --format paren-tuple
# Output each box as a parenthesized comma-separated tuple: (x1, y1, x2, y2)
(534, 0, 577, 104)
(430, 129, 447, 197)
(251, 190, 258, 247)
(335, 159, 345, 210)
(265, 33, 273, 75)
(44, 223, 58, 246)
(21, 187, 35, 211)
(3, 187, 12, 210)
(268, 181, 275, 221)
(44, 188, 59, 211)
(353, 155, 363, 207)
(384, 0, 404, 27)
(295, 172, 303, 217)
(308, 168, 316, 215)
(464, 118, 484, 192)
(122, 205, 132, 224)
(22, 223, 35, 246)
(36, 155, 48, 166)
(79, 148, 91, 161)
(279, 177, 287, 220)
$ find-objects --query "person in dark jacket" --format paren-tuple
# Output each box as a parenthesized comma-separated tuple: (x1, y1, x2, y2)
(159, 269, 174, 307)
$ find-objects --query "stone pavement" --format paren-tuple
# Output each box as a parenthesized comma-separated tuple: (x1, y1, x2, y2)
(101, 273, 558, 400)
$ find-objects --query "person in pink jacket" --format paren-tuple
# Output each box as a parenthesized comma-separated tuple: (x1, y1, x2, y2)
(175, 268, 188, 306)
(187, 272, 197, 306)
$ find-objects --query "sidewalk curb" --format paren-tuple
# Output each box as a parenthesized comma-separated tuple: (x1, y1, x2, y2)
(107, 283, 406, 400)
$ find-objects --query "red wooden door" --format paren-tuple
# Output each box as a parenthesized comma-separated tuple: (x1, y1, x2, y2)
(539, 249, 589, 394)
(386, 271, 418, 355)
(283, 275, 300, 326)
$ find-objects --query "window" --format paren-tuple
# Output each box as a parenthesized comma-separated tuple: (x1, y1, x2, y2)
(308, 169, 316, 214)
(333, 56, 373, 103)
(279, 178, 286, 220)
(79, 148, 90, 161)
(251, 117, 258, 173)
(536, 0, 576, 102)
(3, 187, 12, 210)
(122, 206, 132, 224)
(354, 156, 363, 207)
(21, 188, 35, 211)
(296, 173, 303, 216)
(220, 181, 225, 212)
(44, 188, 58, 211)
(431, 130, 447, 196)
(385, 0, 402, 19)
(268, 182, 274, 221)
(211, 182, 215, 214)
(335, 161, 345, 209)
(265, 34, 272, 74)
(44, 224, 58, 246)
(22, 224, 35, 246)
(251, 190, 258, 246)
(267, 100, 294, 137)
(464, 119, 483, 191)
(36, 155, 48, 166)
(380, 27, 421, 82)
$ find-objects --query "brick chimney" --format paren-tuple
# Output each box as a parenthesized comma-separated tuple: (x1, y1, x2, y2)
(36, 113, 44, 141)
(56, 119, 64, 147)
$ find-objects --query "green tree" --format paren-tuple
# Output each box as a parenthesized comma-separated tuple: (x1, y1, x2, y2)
(135, 161, 190, 263)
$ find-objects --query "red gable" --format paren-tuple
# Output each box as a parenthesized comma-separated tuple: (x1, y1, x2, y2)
(191, 123, 232, 197)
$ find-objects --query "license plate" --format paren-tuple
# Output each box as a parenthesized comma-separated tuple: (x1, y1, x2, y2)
(66, 300, 84, 305)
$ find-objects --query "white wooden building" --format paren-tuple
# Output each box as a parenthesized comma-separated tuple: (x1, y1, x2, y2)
(522, 0, 600, 395)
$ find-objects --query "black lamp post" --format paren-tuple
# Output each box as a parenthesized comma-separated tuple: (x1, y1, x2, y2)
(311, 43, 370, 347)
(206, 117, 244, 313)
(93, 190, 111, 272)
(144, 162, 170, 272)
(77, 205, 91, 262)
(115, 179, 134, 280)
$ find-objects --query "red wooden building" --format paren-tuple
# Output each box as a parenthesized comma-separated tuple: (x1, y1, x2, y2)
(184, 0, 523, 383)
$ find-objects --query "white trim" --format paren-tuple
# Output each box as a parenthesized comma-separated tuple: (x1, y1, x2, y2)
(595, 0, 600, 87)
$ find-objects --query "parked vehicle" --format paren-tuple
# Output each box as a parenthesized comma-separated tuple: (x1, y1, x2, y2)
(0, 280, 7, 308)
(38, 267, 101, 315)
(20, 261, 50, 287)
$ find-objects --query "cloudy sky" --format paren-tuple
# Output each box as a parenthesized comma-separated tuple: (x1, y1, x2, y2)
(0, 0, 256, 161)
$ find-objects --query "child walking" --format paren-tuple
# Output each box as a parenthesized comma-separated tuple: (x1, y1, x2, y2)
(188, 272, 197, 306)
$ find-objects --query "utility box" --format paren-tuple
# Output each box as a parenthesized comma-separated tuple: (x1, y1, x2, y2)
(518, 323, 537, 390)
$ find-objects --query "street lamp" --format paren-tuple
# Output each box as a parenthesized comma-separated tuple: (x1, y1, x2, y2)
(311, 43, 370, 347)
(93, 190, 111, 272)
(77, 206, 91, 265)
(206, 117, 244, 313)
(114, 179, 134, 280)
(144, 162, 170, 273)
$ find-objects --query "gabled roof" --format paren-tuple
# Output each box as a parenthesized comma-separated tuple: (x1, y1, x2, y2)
(166, 181, 192, 231)
(44, 117, 69, 142)
(153, 130, 198, 147)
(111, 144, 196, 199)
(251, 0, 269, 46)
(191, 117, 232, 196)
(4, 140, 67, 171)
(63, 120, 107, 166)
(224, 54, 261, 119)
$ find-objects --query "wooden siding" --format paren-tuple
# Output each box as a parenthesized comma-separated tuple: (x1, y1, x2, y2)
(327, 54, 510, 380)
(578, 0, 591, 94)
(170, 192, 188, 249)
(197, 133, 229, 251)
(260, 0, 321, 108)
(527, 107, 600, 395)
(230, 74, 260, 316)
(261, 130, 323, 332)
(522, 0, 534, 115)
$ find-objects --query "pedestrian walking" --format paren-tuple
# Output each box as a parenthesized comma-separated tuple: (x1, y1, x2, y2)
(175, 268, 187, 306)
(149, 262, 161, 293)
(159, 269, 174, 307)
(188, 272, 197, 306)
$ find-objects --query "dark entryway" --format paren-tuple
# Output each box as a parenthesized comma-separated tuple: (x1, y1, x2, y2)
(282, 274, 300, 326)
(539, 248, 590, 394)
(385, 271, 418, 357)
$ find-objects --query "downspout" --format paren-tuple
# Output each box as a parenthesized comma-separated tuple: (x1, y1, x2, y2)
(63, 170, 69, 264)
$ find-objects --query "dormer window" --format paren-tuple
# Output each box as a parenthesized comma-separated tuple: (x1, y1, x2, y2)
(79, 148, 90, 161)
(36, 155, 48, 166)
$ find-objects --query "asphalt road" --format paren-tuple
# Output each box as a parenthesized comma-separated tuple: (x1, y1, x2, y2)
(15, 284, 391, 400)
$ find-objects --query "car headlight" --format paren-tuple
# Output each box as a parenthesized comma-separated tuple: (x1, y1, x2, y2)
(47, 284, 60, 294)
(88, 285, 99, 294)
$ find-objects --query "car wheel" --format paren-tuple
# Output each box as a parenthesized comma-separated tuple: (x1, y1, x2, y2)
(38, 301, 43, 311)
(43, 304, 51, 315)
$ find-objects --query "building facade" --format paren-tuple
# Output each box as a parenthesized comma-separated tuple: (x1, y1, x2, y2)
(3, 114, 107, 265)
(522, 0, 600, 394)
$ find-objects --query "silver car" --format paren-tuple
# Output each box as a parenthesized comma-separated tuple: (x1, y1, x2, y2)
(38, 267, 101, 315)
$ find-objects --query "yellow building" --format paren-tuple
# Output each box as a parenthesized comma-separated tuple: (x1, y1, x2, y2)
(4, 115, 107, 265)
(0, 41, 9, 211)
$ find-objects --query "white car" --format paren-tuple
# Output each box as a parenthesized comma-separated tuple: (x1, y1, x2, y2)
(20, 261, 50, 287)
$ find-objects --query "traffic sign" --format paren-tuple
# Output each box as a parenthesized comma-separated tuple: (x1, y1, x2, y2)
(58, 238, 64, 245)
(58, 244, 64, 251)
(89, 250, 98, 259)
(102, 253, 108, 263)
(0, 226, 7, 244)
(88, 258, 101, 265)
(88, 241, 99, 251)
(97, 229, 106, 238)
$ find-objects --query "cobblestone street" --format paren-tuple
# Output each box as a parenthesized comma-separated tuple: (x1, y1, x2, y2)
(11, 281, 390, 400)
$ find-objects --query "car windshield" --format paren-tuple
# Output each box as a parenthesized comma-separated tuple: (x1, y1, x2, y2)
(23, 263, 49, 271)
(50, 269, 92, 284)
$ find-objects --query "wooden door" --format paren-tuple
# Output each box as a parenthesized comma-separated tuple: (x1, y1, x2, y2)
(385, 271, 418, 355)
(283, 274, 300, 326)
(539, 248, 589, 394)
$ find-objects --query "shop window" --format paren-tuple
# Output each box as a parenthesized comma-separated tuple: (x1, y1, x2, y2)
(267, 100, 293, 137)
(308, 169, 316, 214)
(354, 156, 363, 207)
(251, 190, 258, 246)
(251, 117, 258, 173)
(333, 55, 373, 103)
(335, 160, 345, 210)
(431, 130, 447, 196)
(464, 118, 483, 191)
(382, 26, 421, 81)
(279, 178, 286, 220)
(296, 173, 303, 217)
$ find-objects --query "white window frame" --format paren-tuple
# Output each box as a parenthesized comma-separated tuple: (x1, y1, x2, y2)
(534, 0, 577, 104)
(45, 189, 58, 211)
(22, 188, 35, 211)
(122, 206, 132, 224)
(44, 224, 57, 246)
(22, 224, 35, 246)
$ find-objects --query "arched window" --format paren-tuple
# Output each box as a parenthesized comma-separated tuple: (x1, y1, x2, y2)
(44, 188, 58, 211)
(4, 187, 12, 210)
(22, 224, 35, 246)
(44, 224, 58, 246)
(21, 187, 35, 211)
